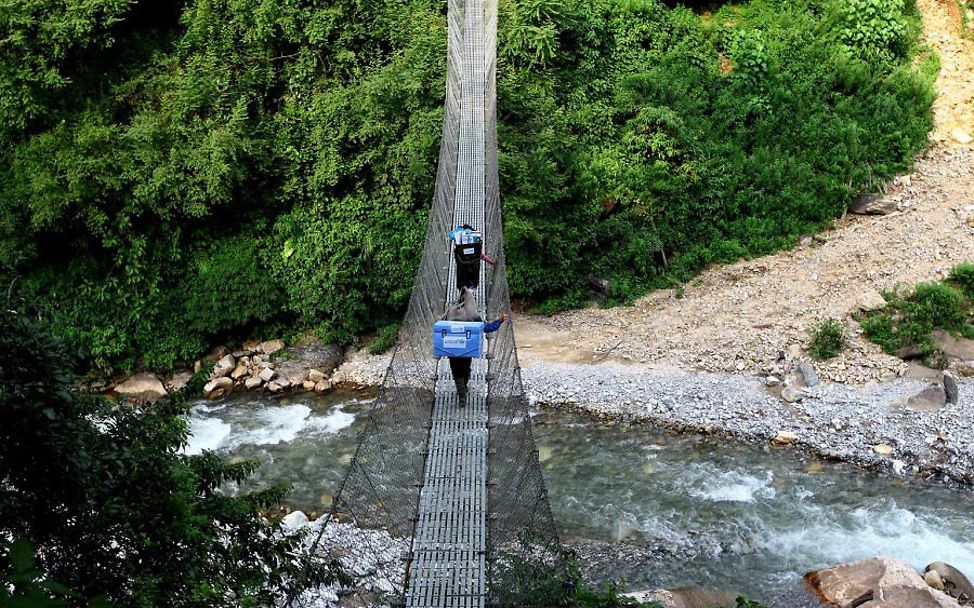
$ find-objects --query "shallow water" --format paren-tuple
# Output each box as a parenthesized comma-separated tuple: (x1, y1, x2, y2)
(184, 390, 371, 515)
(533, 412, 974, 601)
(185, 394, 974, 604)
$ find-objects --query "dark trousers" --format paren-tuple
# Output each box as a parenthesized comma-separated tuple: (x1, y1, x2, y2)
(455, 259, 480, 291)
(449, 357, 472, 399)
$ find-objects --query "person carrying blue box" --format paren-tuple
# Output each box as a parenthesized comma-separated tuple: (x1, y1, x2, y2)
(438, 286, 507, 404)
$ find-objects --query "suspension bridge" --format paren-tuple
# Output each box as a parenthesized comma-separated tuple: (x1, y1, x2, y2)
(290, 0, 567, 606)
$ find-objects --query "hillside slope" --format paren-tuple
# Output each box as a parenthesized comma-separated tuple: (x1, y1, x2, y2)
(518, 0, 974, 385)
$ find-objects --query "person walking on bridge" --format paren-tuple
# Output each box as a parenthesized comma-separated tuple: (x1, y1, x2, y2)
(442, 286, 507, 404)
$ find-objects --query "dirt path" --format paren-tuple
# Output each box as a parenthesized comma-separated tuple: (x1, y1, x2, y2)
(516, 0, 974, 384)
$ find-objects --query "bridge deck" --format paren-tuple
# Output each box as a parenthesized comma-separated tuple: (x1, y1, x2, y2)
(404, 0, 489, 605)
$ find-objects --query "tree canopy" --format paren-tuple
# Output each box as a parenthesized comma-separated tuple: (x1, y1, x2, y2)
(0, 0, 935, 371)
(0, 307, 335, 606)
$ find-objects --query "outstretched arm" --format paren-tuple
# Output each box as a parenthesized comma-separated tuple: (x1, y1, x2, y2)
(483, 313, 508, 333)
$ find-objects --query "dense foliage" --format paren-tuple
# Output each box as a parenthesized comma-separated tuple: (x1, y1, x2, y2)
(808, 318, 846, 359)
(861, 263, 974, 362)
(0, 309, 334, 606)
(1, 0, 936, 371)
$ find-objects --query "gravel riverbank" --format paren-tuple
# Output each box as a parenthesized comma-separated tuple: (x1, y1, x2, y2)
(336, 349, 974, 488)
(521, 362, 974, 488)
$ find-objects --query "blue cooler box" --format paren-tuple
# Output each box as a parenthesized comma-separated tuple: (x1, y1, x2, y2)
(432, 321, 484, 358)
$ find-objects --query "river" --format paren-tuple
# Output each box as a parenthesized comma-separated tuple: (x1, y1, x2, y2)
(185, 391, 974, 604)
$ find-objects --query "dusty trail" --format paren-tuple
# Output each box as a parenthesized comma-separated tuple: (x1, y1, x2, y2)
(517, 0, 974, 384)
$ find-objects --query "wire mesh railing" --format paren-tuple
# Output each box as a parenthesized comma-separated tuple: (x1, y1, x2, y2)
(287, 0, 569, 605)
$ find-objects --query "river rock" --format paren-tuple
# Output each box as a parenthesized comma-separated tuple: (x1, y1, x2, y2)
(281, 510, 310, 533)
(203, 376, 232, 399)
(230, 364, 250, 380)
(258, 339, 285, 355)
(259, 367, 276, 382)
(873, 443, 895, 456)
(332, 371, 348, 385)
(955, 361, 974, 377)
(797, 362, 820, 387)
(244, 376, 263, 390)
(933, 329, 974, 360)
(624, 590, 677, 606)
(857, 289, 888, 312)
(781, 385, 804, 402)
(203, 345, 230, 362)
(895, 345, 924, 360)
(309, 369, 326, 383)
(314, 380, 332, 393)
(849, 193, 897, 215)
(281, 367, 309, 386)
(926, 562, 974, 602)
(302, 380, 316, 390)
(951, 128, 974, 145)
(905, 362, 944, 382)
(243, 339, 261, 352)
(943, 374, 959, 405)
(891, 459, 906, 476)
(926, 570, 947, 592)
(907, 384, 948, 411)
(211, 354, 236, 379)
(114, 373, 168, 402)
(806, 557, 961, 608)
(772, 431, 799, 446)
(167, 370, 193, 393)
(623, 588, 738, 608)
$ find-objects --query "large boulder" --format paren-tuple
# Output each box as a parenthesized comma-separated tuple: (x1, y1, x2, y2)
(797, 362, 820, 387)
(849, 193, 897, 215)
(202, 345, 230, 362)
(203, 376, 233, 399)
(951, 128, 973, 145)
(210, 354, 236, 379)
(623, 588, 739, 608)
(906, 384, 948, 411)
(114, 373, 168, 402)
(274, 339, 345, 388)
(281, 510, 310, 534)
(926, 562, 974, 603)
(258, 339, 286, 355)
(166, 370, 193, 393)
(230, 363, 250, 381)
(857, 289, 888, 312)
(772, 431, 799, 447)
(943, 374, 959, 405)
(933, 329, 974, 361)
(806, 557, 962, 607)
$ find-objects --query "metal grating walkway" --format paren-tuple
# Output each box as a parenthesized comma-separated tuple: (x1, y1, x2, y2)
(405, 0, 489, 605)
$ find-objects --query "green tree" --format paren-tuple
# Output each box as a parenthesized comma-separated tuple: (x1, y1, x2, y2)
(0, 0, 936, 371)
(0, 307, 336, 606)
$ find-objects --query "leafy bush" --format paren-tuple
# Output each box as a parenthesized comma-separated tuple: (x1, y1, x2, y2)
(1, 0, 936, 371)
(834, 0, 909, 61)
(809, 318, 846, 359)
(0, 309, 337, 605)
(369, 323, 401, 355)
(949, 262, 974, 300)
(861, 268, 974, 358)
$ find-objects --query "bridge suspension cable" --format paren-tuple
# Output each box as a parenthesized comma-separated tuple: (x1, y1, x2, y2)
(288, 0, 567, 605)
